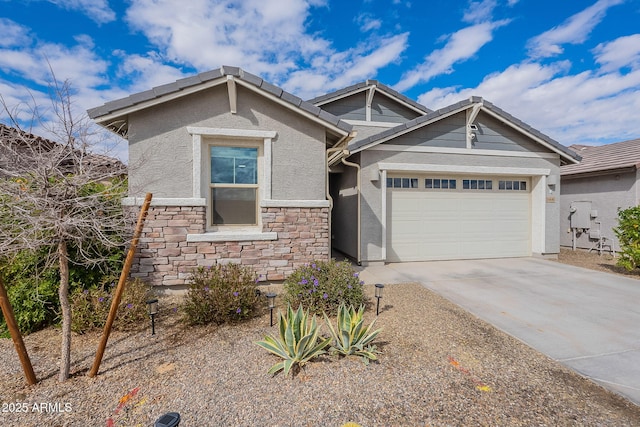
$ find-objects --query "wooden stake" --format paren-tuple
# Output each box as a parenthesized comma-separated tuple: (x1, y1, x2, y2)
(88, 193, 153, 378)
(0, 275, 37, 385)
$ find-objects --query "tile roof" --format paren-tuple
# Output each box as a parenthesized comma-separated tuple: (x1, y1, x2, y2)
(561, 138, 640, 176)
(0, 123, 126, 175)
(88, 66, 352, 136)
(348, 96, 580, 164)
(307, 80, 432, 114)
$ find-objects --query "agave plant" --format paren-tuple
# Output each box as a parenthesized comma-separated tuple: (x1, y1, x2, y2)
(255, 304, 331, 376)
(324, 303, 382, 364)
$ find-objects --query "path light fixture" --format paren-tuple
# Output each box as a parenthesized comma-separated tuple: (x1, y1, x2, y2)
(146, 298, 159, 335)
(265, 292, 277, 326)
(375, 283, 384, 316)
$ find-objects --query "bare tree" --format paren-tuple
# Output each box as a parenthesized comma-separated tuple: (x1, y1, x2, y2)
(0, 77, 128, 381)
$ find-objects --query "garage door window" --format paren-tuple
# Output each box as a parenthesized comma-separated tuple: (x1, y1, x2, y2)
(387, 177, 418, 188)
(498, 180, 527, 191)
(462, 179, 493, 190)
(425, 178, 456, 189)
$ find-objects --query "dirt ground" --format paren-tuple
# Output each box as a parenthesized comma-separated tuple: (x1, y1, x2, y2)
(555, 247, 640, 279)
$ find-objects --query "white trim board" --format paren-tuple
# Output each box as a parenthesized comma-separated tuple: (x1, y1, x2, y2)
(370, 144, 558, 159)
(377, 163, 551, 176)
(121, 197, 207, 206)
(261, 200, 330, 208)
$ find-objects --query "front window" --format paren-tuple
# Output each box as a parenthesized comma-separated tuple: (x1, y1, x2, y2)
(210, 146, 258, 225)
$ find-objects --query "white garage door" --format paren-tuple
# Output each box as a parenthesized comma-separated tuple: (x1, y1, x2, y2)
(386, 176, 531, 262)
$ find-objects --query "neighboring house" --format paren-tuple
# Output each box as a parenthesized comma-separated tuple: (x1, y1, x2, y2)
(560, 139, 640, 253)
(88, 66, 580, 288)
(0, 123, 126, 179)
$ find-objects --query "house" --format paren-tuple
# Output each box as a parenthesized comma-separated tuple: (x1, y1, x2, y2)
(0, 123, 126, 179)
(560, 139, 640, 253)
(88, 66, 580, 288)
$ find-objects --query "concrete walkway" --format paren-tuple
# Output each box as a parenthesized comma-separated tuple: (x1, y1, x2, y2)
(357, 257, 640, 406)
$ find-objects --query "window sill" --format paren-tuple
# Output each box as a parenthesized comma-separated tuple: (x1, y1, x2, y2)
(186, 232, 278, 242)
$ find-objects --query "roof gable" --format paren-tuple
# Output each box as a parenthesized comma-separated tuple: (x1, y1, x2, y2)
(308, 80, 431, 120)
(349, 96, 580, 165)
(562, 138, 640, 176)
(88, 66, 352, 140)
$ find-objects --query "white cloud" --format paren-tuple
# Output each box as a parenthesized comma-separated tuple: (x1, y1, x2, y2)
(355, 13, 383, 32)
(124, 0, 409, 98)
(526, 0, 625, 59)
(114, 51, 187, 93)
(47, 0, 116, 24)
(283, 33, 409, 98)
(507, 0, 519, 5)
(463, 0, 498, 24)
(395, 20, 509, 91)
(593, 34, 640, 72)
(0, 18, 32, 48)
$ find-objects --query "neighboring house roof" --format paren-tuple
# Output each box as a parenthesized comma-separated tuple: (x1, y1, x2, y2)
(88, 65, 353, 140)
(0, 123, 126, 177)
(562, 138, 640, 176)
(308, 79, 432, 115)
(348, 96, 581, 165)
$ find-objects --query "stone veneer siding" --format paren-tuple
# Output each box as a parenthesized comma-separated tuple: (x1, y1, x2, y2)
(130, 205, 330, 287)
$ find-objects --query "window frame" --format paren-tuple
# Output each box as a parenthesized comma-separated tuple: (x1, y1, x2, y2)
(207, 140, 263, 230)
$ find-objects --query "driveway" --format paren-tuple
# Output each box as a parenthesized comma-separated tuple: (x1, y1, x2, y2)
(357, 257, 640, 406)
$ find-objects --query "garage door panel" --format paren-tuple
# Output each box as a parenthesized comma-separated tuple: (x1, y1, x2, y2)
(387, 179, 531, 262)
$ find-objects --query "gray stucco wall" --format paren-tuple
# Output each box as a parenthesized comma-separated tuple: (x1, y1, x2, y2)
(127, 84, 328, 200)
(329, 157, 359, 259)
(560, 170, 639, 251)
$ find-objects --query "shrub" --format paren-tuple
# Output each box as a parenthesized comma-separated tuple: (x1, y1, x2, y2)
(283, 259, 366, 314)
(181, 264, 260, 325)
(70, 278, 151, 334)
(0, 242, 125, 337)
(255, 304, 331, 376)
(0, 250, 61, 337)
(614, 205, 640, 271)
(324, 304, 382, 365)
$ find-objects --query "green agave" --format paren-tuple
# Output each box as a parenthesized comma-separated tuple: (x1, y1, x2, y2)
(255, 304, 331, 376)
(324, 303, 382, 364)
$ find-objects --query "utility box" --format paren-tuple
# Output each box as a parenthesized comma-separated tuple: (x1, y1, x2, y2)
(570, 201, 592, 229)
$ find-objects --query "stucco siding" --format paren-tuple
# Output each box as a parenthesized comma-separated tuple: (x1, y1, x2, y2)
(127, 85, 328, 200)
(560, 171, 638, 251)
(329, 156, 359, 260)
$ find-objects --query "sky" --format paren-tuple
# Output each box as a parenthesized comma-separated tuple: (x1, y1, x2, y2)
(1, 0, 639, 160)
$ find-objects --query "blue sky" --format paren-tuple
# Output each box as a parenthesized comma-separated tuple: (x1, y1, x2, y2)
(1, 0, 639, 159)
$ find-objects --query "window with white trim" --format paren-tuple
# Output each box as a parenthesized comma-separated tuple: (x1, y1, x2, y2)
(209, 144, 260, 226)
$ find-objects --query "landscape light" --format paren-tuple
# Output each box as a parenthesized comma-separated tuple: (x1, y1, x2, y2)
(265, 292, 277, 326)
(375, 284, 384, 316)
(146, 298, 159, 336)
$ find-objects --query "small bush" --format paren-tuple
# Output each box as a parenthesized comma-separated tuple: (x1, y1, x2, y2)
(614, 205, 640, 271)
(70, 278, 151, 334)
(182, 264, 260, 325)
(283, 259, 366, 314)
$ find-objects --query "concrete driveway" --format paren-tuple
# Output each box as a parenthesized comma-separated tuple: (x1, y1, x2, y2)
(357, 257, 640, 406)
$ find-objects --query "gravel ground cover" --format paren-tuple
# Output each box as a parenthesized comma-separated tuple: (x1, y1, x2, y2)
(2, 278, 640, 427)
